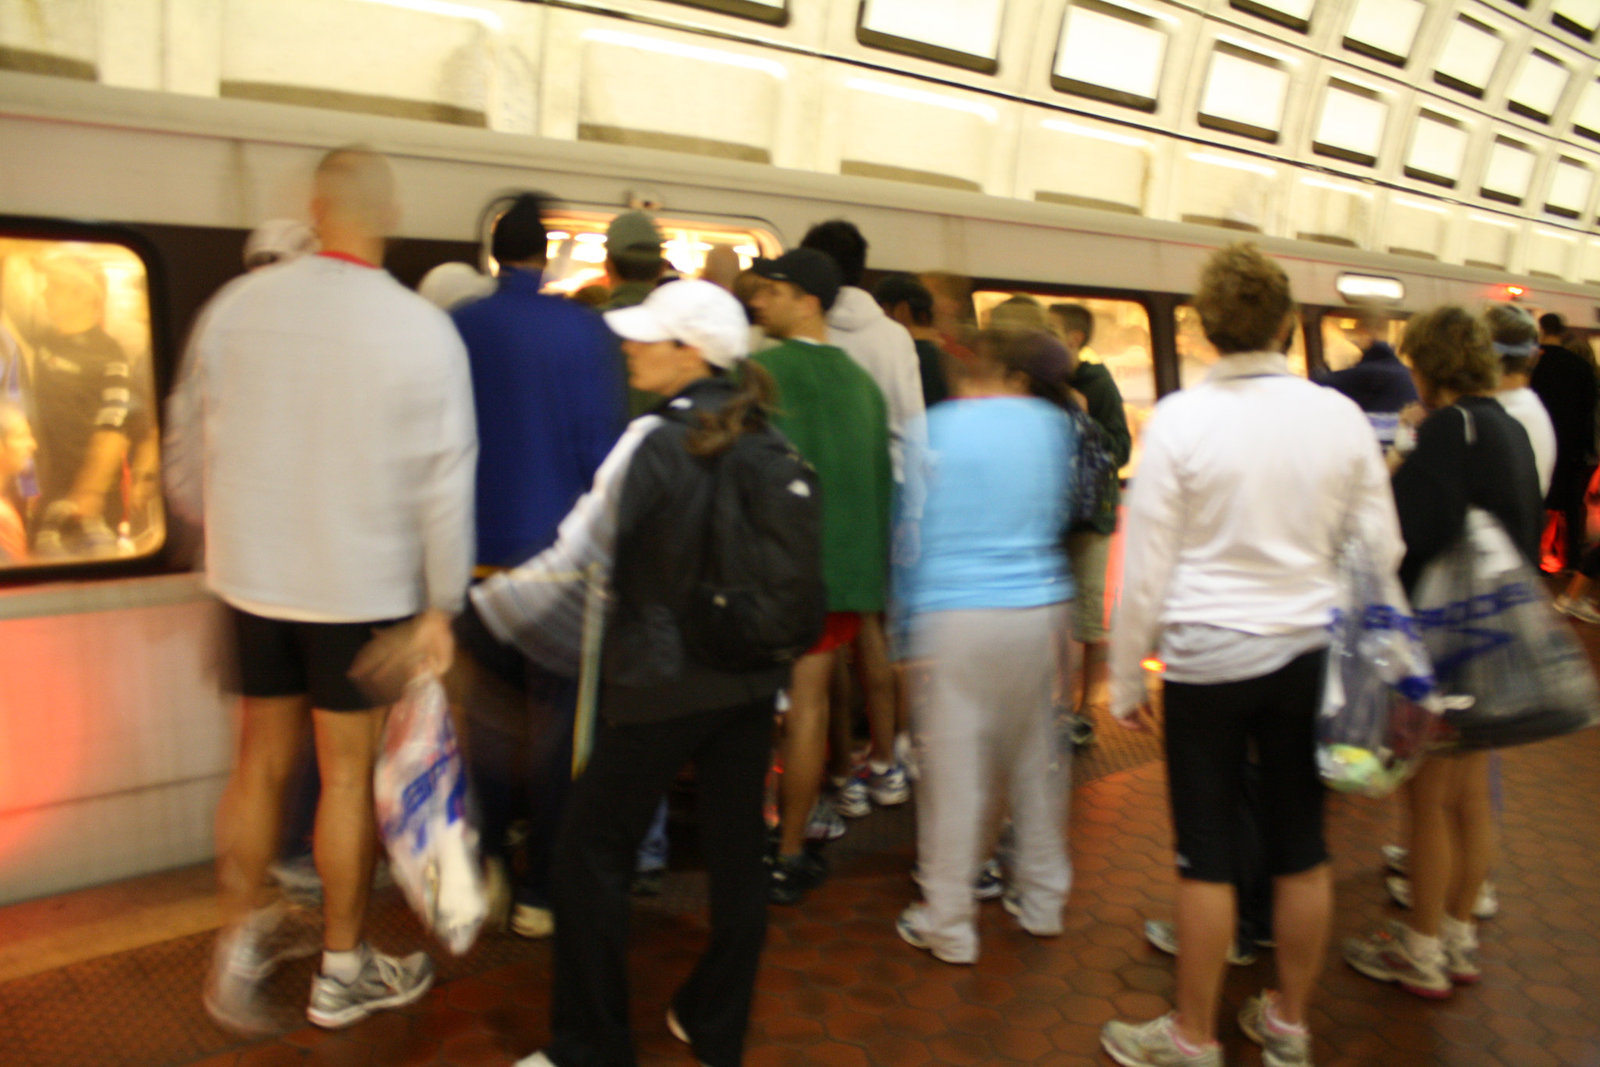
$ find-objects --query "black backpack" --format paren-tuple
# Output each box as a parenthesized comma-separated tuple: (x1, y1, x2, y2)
(670, 414, 828, 671)
(1065, 405, 1118, 533)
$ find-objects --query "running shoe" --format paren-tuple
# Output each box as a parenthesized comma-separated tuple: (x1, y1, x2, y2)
(1100, 1013, 1223, 1067)
(973, 859, 1005, 901)
(1142, 919, 1258, 965)
(1555, 595, 1600, 624)
(804, 797, 847, 842)
(306, 945, 435, 1028)
(1342, 921, 1451, 999)
(1381, 844, 1408, 875)
(1443, 929, 1482, 984)
(1002, 892, 1063, 938)
(511, 904, 554, 939)
(867, 762, 911, 806)
(203, 904, 321, 1034)
(1238, 992, 1312, 1067)
(269, 856, 322, 906)
(834, 773, 871, 818)
(768, 848, 829, 906)
(895, 904, 976, 964)
(1384, 874, 1500, 920)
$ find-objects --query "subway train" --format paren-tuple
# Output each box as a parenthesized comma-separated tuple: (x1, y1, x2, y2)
(2, 50, 1598, 906)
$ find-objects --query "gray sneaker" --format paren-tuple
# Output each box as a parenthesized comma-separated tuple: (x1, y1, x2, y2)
(1384, 874, 1500, 920)
(1239, 993, 1312, 1067)
(306, 946, 434, 1028)
(1143, 919, 1258, 965)
(202, 905, 321, 1035)
(1101, 1013, 1222, 1066)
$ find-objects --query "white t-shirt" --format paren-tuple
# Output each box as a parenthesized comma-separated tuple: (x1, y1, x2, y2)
(1497, 386, 1557, 496)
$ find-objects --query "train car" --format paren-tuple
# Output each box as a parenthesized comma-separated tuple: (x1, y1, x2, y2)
(2, 0, 1597, 906)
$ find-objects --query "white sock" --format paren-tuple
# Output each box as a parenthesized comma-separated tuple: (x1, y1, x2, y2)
(1401, 925, 1444, 963)
(322, 944, 366, 983)
(1441, 915, 1476, 947)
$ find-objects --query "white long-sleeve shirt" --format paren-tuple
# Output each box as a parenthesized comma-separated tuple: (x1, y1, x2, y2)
(1109, 353, 1403, 719)
(827, 286, 926, 481)
(165, 254, 476, 621)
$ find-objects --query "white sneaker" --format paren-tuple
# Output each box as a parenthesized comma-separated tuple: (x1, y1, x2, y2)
(511, 904, 554, 939)
(1384, 874, 1499, 920)
(834, 773, 871, 818)
(306, 945, 434, 1028)
(202, 904, 321, 1035)
(1381, 844, 1408, 875)
(1101, 1013, 1223, 1066)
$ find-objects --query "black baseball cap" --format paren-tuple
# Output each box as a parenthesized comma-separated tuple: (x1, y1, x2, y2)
(752, 248, 842, 312)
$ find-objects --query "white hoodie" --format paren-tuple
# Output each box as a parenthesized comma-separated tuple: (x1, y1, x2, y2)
(826, 286, 926, 480)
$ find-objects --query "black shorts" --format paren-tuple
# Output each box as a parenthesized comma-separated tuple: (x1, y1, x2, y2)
(1162, 649, 1328, 884)
(230, 606, 405, 712)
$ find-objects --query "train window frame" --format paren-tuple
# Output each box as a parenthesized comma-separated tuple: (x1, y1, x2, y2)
(660, 0, 789, 27)
(1051, 0, 1168, 115)
(855, 0, 1004, 75)
(0, 215, 173, 585)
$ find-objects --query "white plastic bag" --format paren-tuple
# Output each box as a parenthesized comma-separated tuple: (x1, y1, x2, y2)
(374, 674, 487, 955)
(1318, 536, 1448, 796)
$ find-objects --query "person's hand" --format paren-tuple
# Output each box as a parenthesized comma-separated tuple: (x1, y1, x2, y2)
(349, 609, 455, 705)
(1113, 702, 1158, 733)
(1398, 401, 1427, 426)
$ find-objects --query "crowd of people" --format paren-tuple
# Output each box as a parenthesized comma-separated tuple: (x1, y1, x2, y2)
(165, 147, 1591, 1067)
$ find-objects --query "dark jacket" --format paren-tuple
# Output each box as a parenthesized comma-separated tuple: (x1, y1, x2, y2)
(1530, 343, 1598, 499)
(602, 378, 790, 721)
(1068, 360, 1132, 534)
(1320, 342, 1418, 415)
(1392, 397, 1542, 593)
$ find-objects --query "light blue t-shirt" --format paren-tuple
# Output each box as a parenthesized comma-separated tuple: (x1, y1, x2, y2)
(895, 396, 1076, 618)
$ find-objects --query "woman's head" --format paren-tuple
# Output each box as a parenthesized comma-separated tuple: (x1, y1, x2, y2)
(1482, 303, 1538, 379)
(964, 328, 1072, 403)
(1401, 306, 1498, 400)
(1193, 243, 1294, 355)
(604, 280, 750, 395)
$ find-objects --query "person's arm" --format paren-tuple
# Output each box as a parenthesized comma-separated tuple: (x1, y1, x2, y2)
(1391, 406, 1469, 590)
(1080, 365, 1132, 468)
(576, 319, 628, 478)
(417, 333, 478, 617)
(1108, 412, 1184, 724)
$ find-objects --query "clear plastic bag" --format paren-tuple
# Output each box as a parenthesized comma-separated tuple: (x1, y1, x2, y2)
(1318, 537, 1446, 796)
(1411, 508, 1600, 751)
(374, 674, 487, 955)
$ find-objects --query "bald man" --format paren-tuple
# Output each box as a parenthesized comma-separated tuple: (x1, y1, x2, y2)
(167, 147, 477, 1033)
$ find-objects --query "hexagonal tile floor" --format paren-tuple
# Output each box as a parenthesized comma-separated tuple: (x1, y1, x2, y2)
(3, 649, 1599, 1065)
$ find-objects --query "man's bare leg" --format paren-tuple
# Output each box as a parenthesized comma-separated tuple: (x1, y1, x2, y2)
(777, 650, 835, 859)
(312, 706, 387, 951)
(855, 614, 898, 768)
(216, 695, 308, 928)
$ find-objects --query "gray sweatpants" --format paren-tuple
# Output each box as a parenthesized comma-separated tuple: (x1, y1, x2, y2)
(909, 604, 1072, 961)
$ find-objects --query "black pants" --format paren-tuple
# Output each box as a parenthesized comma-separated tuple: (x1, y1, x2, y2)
(546, 696, 776, 1067)
(1548, 460, 1595, 570)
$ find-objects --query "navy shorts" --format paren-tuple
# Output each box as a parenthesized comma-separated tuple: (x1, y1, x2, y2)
(229, 606, 405, 712)
(1162, 650, 1328, 884)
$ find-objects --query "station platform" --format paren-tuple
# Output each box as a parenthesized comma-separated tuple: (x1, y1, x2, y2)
(2, 653, 1598, 1066)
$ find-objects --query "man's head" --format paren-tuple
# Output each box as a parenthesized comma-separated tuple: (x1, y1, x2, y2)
(40, 254, 106, 335)
(988, 294, 1048, 333)
(800, 220, 867, 289)
(491, 193, 552, 269)
(1047, 303, 1093, 360)
(606, 211, 665, 284)
(1539, 312, 1566, 343)
(1194, 243, 1294, 355)
(873, 274, 934, 330)
(1344, 308, 1387, 351)
(604, 279, 750, 394)
(750, 249, 841, 340)
(311, 146, 399, 244)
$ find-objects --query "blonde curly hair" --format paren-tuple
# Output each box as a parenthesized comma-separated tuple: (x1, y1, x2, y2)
(1401, 306, 1497, 396)
(1193, 243, 1293, 354)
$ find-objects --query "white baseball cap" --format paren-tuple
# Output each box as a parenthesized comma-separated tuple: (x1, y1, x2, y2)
(604, 279, 750, 369)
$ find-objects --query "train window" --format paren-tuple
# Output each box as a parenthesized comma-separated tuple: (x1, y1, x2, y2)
(971, 290, 1155, 478)
(857, 0, 1004, 74)
(1197, 42, 1291, 144)
(1321, 313, 1407, 373)
(663, 0, 788, 25)
(1229, 0, 1312, 34)
(0, 236, 163, 569)
(1052, 1, 1168, 114)
(1506, 51, 1569, 124)
(1573, 81, 1600, 144)
(1482, 137, 1538, 206)
(1176, 304, 1307, 388)
(1547, 158, 1595, 219)
(1404, 110, 1469, 188)
(1342, 0, 1424, 67)
(1433, 16, 1503, 99)
(477, 206, 782, 298)
(1312, 80, 1388, 166)
(1551, 0, 1600, 42)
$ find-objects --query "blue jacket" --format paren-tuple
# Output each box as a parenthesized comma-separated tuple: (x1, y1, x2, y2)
(1320, 342, 1418, 415)
(452, 268, 625, 566)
